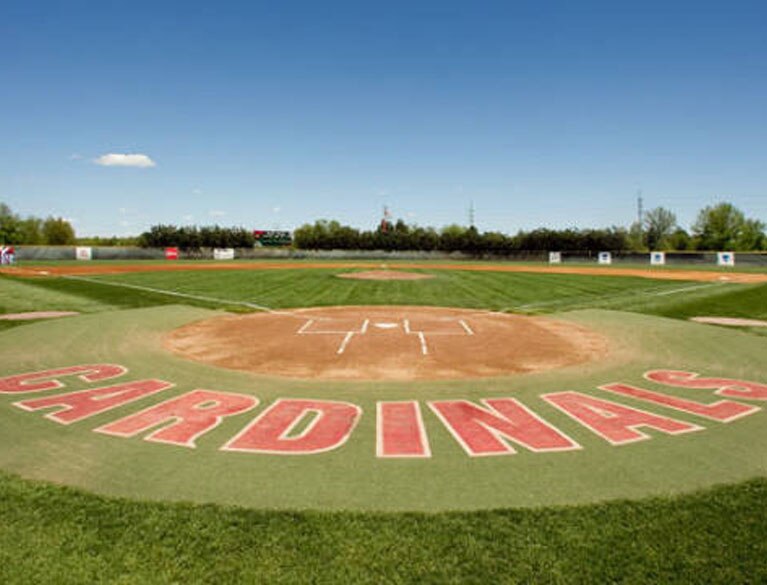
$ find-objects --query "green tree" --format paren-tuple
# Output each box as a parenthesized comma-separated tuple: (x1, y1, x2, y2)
(19, 217, 44, 244)
(691, 202, 764, 251)
(42, 217, 76, 245)
(643, 207, 677, 250)
(736, 218, 766, 251)
(668, 228, 692, 251)
(0, 203, 22, 244)
(626, 222, 645, 252)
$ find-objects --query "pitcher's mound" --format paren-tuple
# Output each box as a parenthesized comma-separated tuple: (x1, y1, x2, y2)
(166, 306, 607, 381)
(337, 270, 434, 281)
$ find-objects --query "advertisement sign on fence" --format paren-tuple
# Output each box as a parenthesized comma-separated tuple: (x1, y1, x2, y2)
(75, 247, 92, 261)
(548, 251, 562, 264)
(214, 248, 235, 260)
(650, 251, 666, 266)
(717, 252, 735, 266)
(598, 251, 612, 265)
(165, 248, 179, 260)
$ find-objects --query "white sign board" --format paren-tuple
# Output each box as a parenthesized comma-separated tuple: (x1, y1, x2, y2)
(75, 246, 92, 261)
(650, 251, 666, 266)
(213, 248, 235, 261)
(548, 251, 562, 264)
(598, 251, 612, 265)
(717, 251, 735, 267)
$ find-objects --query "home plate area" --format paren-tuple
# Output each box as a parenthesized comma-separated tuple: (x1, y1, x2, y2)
(297, 314, 475, 355)
(166, 306, 607, 381)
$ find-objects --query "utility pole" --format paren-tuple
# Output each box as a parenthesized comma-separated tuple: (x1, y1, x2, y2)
(469, 201, 475, 229)
(636, 189, 644, 228)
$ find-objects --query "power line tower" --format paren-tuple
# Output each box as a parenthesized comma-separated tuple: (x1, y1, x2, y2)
(380, 205, 392, 233)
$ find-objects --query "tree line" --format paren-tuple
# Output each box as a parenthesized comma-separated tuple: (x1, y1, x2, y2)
(0, 203, 76, 245)
(3, 200, 764, 253)
(294, 202, 765, 253)
(138, 224, 256, 249)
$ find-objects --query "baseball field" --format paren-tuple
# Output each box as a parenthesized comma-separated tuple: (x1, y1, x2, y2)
(1, 259, 766, 583)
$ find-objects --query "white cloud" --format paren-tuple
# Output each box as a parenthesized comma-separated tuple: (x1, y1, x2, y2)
(192, 188, 203, 195)
(209, 210, 226, 218)
(69, 153, 83, 160)
(94, 153, 156, 168)
(182, 214, 195, 222)
(273, 206, 281, 213)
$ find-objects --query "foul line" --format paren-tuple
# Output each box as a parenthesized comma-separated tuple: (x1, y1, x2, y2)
(61, 274, 291, 315)
(653, 282, 728, 296)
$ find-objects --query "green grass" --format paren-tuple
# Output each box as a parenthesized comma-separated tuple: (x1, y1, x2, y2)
(3, 264, 766, 323)
(1, 263, 766, 582)
(1, 470, 765, 584)
(40, 267, 713, 311)
(2, 305, 765, 512)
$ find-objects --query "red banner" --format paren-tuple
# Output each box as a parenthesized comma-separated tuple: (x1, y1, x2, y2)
(165, 247, 179, 260)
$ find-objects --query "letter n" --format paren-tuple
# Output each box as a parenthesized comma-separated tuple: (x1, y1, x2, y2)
(429, 398, 580, 456)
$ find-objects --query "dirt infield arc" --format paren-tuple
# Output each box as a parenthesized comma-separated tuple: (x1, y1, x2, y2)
(165, 306, 607, 380)
(4, 261, 767, 283)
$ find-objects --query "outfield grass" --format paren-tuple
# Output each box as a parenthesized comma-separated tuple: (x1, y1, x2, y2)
(8, 267, 764, 330)
(1, 265, 766, 582)
(21, 266, 725, 311)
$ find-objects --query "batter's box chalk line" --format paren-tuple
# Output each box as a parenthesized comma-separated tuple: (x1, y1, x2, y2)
(297, 317, 474, 355)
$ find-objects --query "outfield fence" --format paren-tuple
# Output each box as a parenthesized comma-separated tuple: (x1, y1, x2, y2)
(11, 246, 767, 266)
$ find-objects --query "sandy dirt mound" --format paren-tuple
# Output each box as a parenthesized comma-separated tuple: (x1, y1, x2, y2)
(0, 311, 79, 321)
(691, 316, 767, 327)
(165, 306, 607, 381)
(337, 270, 434, 281)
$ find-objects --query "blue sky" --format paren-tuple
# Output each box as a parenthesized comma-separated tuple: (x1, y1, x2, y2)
(2, 1, 766, 236)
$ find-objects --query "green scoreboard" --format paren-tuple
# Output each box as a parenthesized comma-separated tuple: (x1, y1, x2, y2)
(253, 230, 292, 247)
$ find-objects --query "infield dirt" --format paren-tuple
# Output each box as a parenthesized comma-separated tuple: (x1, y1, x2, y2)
(4, 261, 767, 283)
(165, 306, 607, 380)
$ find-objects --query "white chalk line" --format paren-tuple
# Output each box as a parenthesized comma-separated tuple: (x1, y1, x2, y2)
(654, 282, 728, 296)
(297, 318, 370, 354)
(337, 332, 355, 354)
(299, 316, 472, 356)
(61, 274, 294, 315)
(417, 332, 429, 355)
(511, 282, 732, 312)
(297, 319, 315, 334)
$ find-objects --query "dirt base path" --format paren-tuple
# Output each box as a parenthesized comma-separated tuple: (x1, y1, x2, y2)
(165, 306, 607, 381)
(3, 261, 766, 283)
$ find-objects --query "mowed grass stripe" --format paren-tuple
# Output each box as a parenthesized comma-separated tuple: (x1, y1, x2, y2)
(4, 269, 765, 330)
(81, 268, 697, 311)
